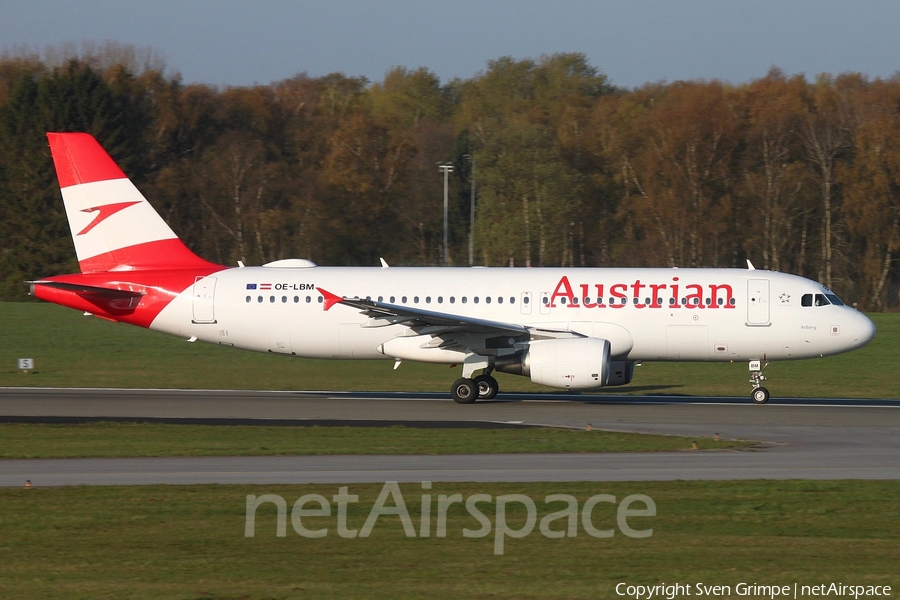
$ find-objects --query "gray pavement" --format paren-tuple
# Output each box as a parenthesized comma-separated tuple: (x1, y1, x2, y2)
(1, 388, 898, 486)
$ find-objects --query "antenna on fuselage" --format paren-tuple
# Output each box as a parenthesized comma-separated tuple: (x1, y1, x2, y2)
(746, 259, 756, 270)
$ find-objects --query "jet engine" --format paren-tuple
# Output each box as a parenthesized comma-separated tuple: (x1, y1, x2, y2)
(495, 337, 612, 390)
(605, 361, 635, 386)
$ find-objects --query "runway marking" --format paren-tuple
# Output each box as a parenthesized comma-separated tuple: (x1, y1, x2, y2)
(3, 387, 898, 407)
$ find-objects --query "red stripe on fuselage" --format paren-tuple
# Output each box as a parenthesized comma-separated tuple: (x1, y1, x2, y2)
(47, 133, 128, 188)
(78, 238, 221, 273)
(33, 266, 226, 329)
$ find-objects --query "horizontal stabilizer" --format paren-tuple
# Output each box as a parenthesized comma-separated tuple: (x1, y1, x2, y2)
(29, 280, 144, 300)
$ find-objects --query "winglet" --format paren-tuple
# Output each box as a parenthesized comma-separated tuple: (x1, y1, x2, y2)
(317, 287, 344, 311)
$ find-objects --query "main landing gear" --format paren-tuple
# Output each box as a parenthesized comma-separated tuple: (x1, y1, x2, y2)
(749, 359, 770, 404)
(450, 371, 499, 404)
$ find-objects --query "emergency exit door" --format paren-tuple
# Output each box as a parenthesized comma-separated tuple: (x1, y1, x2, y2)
(192, 276, 217, 324)
(747, 279, 770, 325)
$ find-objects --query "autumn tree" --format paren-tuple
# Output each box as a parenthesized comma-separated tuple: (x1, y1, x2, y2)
(0, 60, 145, 299)
(799, 74, 860, 290)
(598, 81, 738, 267)
(456, 53, 611, 267)
(841, 79, 900, 309)
(735, 69, 809, 272)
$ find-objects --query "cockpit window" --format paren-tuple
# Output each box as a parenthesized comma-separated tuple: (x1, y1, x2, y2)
(802, 292, 844, 307)
(825, 293, 844, 306)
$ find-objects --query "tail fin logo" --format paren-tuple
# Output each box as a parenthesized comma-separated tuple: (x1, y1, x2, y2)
(77, 201, 141, 236)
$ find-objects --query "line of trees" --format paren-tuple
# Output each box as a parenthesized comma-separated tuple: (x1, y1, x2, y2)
(1, 45, 899, 309)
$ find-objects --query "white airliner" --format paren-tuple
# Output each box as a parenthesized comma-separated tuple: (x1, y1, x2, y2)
(31, 133, 876, 404)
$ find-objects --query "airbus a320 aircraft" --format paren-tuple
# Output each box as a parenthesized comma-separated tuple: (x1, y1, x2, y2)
(31, 133, 876, 404)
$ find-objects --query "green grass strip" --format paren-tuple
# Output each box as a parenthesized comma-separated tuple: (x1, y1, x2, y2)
(0, 481, 897, 598)
(2, 303, 898, 397)
(0, 422, 751, 458)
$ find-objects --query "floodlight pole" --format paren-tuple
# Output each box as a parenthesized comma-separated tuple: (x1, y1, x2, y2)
(464, 154, 475, 266)
(438, 162, 454, 266)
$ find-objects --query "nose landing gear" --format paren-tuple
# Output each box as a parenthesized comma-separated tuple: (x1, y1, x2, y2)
(749, 359, 770, 404)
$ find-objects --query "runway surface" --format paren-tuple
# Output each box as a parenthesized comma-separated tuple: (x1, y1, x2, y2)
(2, 387, 899, 486)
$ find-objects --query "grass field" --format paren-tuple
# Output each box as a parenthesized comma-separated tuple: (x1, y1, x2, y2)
(0, 422, 751, 458)
(1, 304, 897, 598)
(1, 303, 898, 398)
(0, 481, 897, 599)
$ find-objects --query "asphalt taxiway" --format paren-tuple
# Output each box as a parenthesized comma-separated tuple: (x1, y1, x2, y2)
(1, 388, 898, 486)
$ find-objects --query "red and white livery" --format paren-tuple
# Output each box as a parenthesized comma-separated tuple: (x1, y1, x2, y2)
(31, 133, 876, 403)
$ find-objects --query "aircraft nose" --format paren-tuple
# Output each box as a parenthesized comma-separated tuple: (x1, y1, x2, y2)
(849, 310, 876, 348)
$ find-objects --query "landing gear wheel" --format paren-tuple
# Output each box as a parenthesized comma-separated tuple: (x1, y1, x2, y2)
(451, 378, 478, 404)
(751, 387, 770, 404)
(474, 375, 499, 400)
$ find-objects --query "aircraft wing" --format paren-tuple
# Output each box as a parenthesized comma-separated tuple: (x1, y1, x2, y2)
(317, 287, 579, 341)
